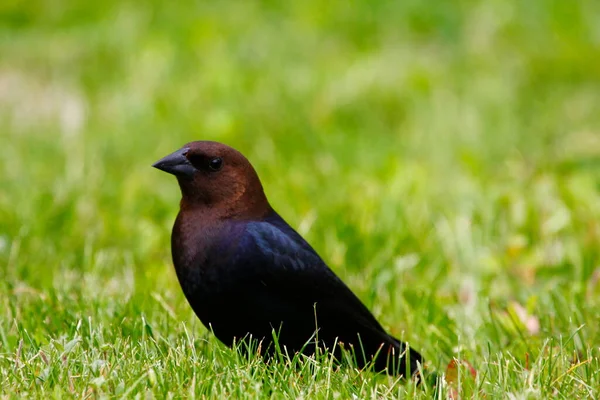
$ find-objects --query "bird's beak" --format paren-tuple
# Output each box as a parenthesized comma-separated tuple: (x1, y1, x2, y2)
(152, 147, 196, 178)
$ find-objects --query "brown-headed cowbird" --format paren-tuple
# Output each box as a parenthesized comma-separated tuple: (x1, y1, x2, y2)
(153, 141, 423, 376)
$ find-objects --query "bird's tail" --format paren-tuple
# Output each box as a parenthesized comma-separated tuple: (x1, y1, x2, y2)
(381, 335, 424, 377)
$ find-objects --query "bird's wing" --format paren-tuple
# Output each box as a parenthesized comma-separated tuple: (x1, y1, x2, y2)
(235, 218, 395, 348)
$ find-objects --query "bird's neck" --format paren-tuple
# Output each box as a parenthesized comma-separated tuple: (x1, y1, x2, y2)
(171, 204, 271, 267)
(179, 195, 272, 221)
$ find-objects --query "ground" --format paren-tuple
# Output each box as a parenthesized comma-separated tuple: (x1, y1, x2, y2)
(1, 0, 600, 398)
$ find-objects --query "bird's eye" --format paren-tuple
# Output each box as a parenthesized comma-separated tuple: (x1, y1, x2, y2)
(208, 157, 223, 171)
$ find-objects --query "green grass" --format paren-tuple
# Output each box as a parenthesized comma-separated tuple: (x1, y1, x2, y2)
(1, 0, 600, 397)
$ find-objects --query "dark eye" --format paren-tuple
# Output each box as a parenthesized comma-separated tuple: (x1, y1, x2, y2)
(208, 157, 223, 171)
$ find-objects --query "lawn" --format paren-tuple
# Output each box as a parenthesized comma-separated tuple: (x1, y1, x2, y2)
(1, 0, 600, 398)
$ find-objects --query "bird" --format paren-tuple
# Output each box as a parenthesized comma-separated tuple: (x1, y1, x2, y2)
(152, 140, 423, 376)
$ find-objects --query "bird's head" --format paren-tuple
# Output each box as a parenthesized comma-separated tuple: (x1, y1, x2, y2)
(153, 141, 270, 218)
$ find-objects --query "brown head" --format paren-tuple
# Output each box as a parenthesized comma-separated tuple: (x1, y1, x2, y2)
(153, 141, 271, 219)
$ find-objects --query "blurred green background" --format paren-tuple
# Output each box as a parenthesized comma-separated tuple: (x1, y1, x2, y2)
(1, 0, 600, 397)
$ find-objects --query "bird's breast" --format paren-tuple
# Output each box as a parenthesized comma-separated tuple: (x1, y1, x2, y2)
(171, 216, 246, 299)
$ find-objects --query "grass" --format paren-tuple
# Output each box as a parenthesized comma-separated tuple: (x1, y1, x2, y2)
(1, 0, 600, 397)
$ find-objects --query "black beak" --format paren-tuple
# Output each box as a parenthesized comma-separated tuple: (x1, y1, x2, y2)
(152, 147, 196, 178)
